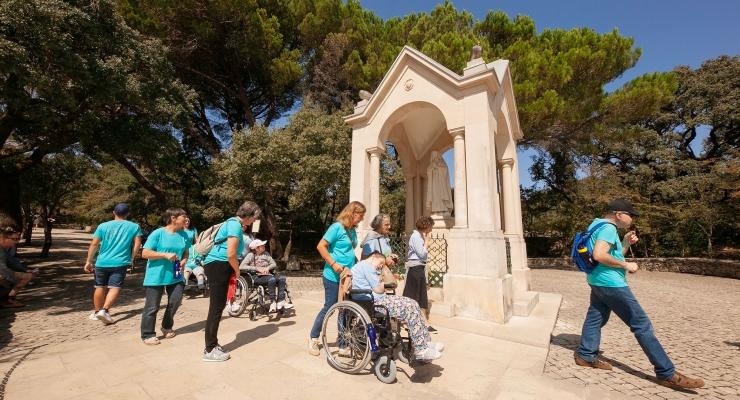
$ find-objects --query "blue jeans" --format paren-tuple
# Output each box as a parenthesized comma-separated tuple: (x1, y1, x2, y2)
(310, 277, 339, 339)
(576, 285, 675, 379)
(141, 283, 184, 340)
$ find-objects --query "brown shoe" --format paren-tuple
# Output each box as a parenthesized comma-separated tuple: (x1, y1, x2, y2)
(574, 354, 612, 370)
(658, 372, 704, 389)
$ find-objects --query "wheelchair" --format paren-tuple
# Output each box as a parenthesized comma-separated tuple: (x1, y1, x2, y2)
(227, 270, 295, 320)
(320, 283, 415, 384)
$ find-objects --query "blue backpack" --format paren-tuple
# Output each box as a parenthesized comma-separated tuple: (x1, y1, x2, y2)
(570, 222, 615, 273)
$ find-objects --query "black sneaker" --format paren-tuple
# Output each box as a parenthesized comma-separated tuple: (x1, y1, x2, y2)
(427, 326, 438, 333)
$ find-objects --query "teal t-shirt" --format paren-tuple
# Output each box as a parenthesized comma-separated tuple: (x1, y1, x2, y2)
(586, 218, 627, 288)
(93, 220, 143, 268)
(203, 218, 243, 264)
(183, 228, 198, 246)
(185, 245, 201, 270)
(322, 222, 358, 283)
(142, 227, 190, 286)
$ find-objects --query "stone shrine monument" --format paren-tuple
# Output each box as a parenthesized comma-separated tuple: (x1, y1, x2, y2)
(345, 45, 540, 325)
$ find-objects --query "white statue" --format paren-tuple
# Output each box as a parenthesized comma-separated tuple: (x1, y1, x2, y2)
(425, 151, 454, 216)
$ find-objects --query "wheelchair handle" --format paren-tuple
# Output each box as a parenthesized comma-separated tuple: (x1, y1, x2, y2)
(384, 283, 397, 290)
(349, 288, 373, 295)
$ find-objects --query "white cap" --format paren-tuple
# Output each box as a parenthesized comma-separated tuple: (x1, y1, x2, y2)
(249, 239, 267, 250)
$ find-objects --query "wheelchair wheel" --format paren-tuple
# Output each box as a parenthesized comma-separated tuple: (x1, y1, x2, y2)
(374, 355, 397, 384)
(321, 301, 373, 374)
(393, 336, 412, 365)
(227, 276, 250, 317)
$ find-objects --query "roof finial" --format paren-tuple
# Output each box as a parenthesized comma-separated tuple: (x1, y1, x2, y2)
(471, 43, 482, 60)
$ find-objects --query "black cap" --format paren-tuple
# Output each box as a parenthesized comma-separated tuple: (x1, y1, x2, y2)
(607, 198, 640, 217)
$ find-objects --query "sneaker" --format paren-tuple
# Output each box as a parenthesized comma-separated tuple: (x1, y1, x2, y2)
(230, 302, 241, 313)
(430, 342, 445, 352)
(574, 354, 612, 370)
(427, 326, 438, 333)
(277, 300, 285, 310)
(269, 301, 277, 313)
(96, 309, 114, 325)
(88, 312, 98, 321)
(337, 347, 351, 358)
(202, 346, 230, 362)
(308, 337, 320, 356)
(658, 372, 704, 389)
(282, 301, 294, 310)
(415, 347, 442, 361)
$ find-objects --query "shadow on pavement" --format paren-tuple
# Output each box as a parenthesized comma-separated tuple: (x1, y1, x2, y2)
(221, 320, 296, 352)
(550, 333, 698, 395)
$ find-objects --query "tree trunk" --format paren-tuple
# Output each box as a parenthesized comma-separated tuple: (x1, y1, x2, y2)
(281, 229, 293, 262)
(40, 205, 53, 258)
(0, 165, 22, 224)
(22, 202, 33, 245)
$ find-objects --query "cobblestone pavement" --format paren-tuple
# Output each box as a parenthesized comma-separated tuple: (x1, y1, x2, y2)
(532, 269, 740, 400)
(3, 230, 739, 400)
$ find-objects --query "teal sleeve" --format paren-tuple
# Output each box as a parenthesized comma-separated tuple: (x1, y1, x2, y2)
(135, 224, 143, 237)
(93, 225, 104, 240)
(225, 219, 242, 238)
(143, 229, 159, 250)
(322, 223, 340, 244)
(594, 225, 619, 246)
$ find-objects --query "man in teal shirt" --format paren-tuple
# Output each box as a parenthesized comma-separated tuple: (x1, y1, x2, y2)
(575, 199, 703, 390)
(84, 203, 142, 325)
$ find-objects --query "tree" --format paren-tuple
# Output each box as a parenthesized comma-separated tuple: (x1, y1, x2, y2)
(20, 151, 94, 257)
(0, 0, 194, 221)
(206, 106, 351, 258)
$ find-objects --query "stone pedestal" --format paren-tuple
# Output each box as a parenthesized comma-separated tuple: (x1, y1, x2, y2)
(431, 214, 453, 229)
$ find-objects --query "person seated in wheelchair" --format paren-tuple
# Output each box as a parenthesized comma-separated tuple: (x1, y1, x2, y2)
(351, 252, 443, 361)
(183, 244, 207, 292)
(239, 239, 293, 313)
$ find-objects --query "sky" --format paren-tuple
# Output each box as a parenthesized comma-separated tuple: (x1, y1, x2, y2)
(359, 0, 740, 188)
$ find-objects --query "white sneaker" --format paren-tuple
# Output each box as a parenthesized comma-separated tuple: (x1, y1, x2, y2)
(202, 346, 230, 362)
(230, 302, 241, 313)
(337, 347, 351, 358)
(88, 312, 98, 321)
(308, 337, 320, 356)
(431, 342, 445, 352)
(96, 309, 114, 325)
(269, 302, 277, 313)
(415, 347, 442, 361)
(277, 300, 285, 310)
(282, 301, 294, 310)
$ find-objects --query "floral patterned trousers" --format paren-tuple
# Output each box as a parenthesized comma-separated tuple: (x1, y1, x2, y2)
(375, 295, 430, 352)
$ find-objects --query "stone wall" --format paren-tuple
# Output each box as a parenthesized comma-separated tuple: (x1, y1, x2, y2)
(528, 257, 740, 280)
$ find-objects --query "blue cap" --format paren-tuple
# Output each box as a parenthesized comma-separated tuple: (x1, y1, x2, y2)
(113, 203, 130, 216)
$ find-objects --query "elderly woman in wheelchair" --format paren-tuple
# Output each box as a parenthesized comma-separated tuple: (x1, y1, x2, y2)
(320, 252, 443, 383)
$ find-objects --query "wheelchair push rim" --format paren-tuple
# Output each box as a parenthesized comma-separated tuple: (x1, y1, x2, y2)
(227, 276, 250, 317)
(321, 301, 373, 374)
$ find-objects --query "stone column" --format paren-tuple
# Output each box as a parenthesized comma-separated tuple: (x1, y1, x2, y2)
(498, 158, 519, 234)
(404, 174, 415, 232)
(449, 127, 468, 228)
(414, 171, 422, 219)
(368, 147, 384, 219)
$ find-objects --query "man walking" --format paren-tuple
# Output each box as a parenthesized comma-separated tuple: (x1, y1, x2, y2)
(84, 203, 142, 324)
(574, 198, 704, 390)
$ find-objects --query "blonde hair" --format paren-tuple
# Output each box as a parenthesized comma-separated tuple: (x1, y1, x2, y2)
(336, 201, 366, 229)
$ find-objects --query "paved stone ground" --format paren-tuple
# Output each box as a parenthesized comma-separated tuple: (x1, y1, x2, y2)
(0, 229, 322, 383)
(532, 269, 740, 400)
(2, 229, 738, 399)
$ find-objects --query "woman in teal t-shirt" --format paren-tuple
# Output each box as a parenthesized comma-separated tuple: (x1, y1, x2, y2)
(183, 216, 198, 246)
(308, 201, 366, 356)
(140, 208, 190, 345)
